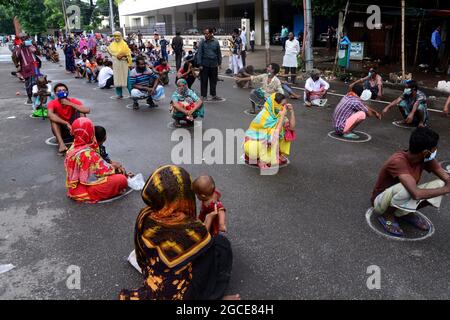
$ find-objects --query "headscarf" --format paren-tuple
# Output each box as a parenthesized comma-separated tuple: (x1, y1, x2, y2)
(176, 78, 188, 96)
(78, 36, 87, 52)
(88, 35, 96, 50)
(245, 93, 286, 141)
(64, 118, 114, 194)
(108, 31, 132, 66)
(135, 165, 211, 269)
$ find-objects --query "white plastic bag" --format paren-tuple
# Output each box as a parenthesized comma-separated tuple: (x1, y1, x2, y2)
(127, 173, 145, 191)
(0, 264, 15, 274)
(127, 250, 142, 274)
(311, 98, 327, 107)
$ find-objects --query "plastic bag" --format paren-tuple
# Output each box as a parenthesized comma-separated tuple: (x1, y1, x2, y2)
(311, 98, 327, 107)
(127, 173, 145, 191)
(0, 264, 15, 274)
(127, 250, 142, 274)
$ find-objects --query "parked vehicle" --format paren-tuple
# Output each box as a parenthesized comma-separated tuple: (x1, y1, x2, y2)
(271, 32, 281, 45)
(184, 28, 200, 35)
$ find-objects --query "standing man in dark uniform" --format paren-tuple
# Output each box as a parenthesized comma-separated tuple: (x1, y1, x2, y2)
(196, 27, 222, 101)
(171, 31, 184, 71)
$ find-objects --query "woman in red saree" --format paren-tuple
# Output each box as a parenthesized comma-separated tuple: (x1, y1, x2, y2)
(64, 117, 128, 203)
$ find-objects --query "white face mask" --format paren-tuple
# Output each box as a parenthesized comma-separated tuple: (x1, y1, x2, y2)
(403, 88, 412, 95)
(424, 149, 437, 162)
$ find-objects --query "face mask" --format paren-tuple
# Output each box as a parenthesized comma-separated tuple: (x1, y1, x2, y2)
(403, 88, 412, 95)
(24, 40, 32, 46)
(424, 149, 437, 162)
(368, 71, 373, 77)
(57, 90, 68, 99)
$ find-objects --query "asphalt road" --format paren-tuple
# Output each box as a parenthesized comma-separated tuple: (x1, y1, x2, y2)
(0, 49, 449, 299)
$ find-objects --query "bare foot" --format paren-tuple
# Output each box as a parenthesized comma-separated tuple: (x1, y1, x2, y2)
(223, 294, 241, 300)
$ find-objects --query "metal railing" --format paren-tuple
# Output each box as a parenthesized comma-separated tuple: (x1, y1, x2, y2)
(125, 18, 242, 36)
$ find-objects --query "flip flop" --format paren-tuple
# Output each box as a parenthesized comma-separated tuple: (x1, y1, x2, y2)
(400, 213, 430, 231)
(377, 216, 404, 237)
(342, 132, 359, 140)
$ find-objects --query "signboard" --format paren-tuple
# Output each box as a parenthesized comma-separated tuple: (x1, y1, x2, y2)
(350, 42, 364, 61)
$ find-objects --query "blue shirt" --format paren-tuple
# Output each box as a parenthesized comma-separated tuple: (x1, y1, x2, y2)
(129, 67, 158, 87)
(431, 30, 441, 49)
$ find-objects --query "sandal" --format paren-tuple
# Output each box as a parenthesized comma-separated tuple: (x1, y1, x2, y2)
(278, 155, 288, 165)
(377, 216, 404, 237)
(400, 213, 429, 231)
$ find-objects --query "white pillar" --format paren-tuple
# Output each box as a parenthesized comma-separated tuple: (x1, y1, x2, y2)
(255, 0, 264, 46)
(171, 7, 176, 35)
(219, 0, 226, 24)
(193, 4, 198, 28)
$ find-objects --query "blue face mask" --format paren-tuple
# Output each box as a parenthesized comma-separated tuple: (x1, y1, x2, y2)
(424, 149, 437, 162)
(24, 40, 32, 47)
(57, 90, 68, 99)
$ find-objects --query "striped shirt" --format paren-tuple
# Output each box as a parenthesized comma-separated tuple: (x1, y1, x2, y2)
(332, 93, 368, 134)
(129, 67, 158, 87)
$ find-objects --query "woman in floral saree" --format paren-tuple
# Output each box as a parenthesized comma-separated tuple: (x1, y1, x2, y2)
(64, 117, 128, 203)
(244, 92, 296, 169)
(119, 165, 239, 300)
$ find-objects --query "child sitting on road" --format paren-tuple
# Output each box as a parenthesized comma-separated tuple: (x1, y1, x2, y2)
(75, 54, 88, 79)
(95, 125, 135, 177)
(31, 75, 54, 117)
(192, 175, 227, 236)
(85, 57, 99, 83)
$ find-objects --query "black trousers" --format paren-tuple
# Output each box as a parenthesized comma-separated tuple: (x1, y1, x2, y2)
(241, 51, 246, 67)
(284, 67, 297, 83)
(102, 76, 114, 89)
(250, 40, 255, 52)
(200, 66, 218, 98)
(175, 52, 182, 71)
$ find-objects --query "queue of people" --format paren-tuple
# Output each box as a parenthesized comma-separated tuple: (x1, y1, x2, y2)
(8, 25, 450, 301)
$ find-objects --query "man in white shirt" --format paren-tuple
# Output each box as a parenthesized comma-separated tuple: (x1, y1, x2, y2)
(240, 27, 247, 67)
(304, 69, 330, 106)
(98, 60, 114, 89)
(250, 30, 255, 52)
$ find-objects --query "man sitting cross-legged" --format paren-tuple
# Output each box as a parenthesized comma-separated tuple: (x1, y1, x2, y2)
(129, 55, 164, 110)
(47, 83, 90, 154)
(372, 127, 450, 237)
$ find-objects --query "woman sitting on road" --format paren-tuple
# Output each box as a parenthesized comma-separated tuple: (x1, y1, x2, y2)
(119, 165, 239, 300)
(170, 79, 204, 127)
(176, 60, 197, 88)
(64, 117, 128, 203)
(235, 63, 284, 114)
(244, 93, 296, 169)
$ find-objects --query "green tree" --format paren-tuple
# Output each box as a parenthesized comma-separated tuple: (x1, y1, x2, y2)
(292, 0, 347, 16)
(0, 4, 15, 34)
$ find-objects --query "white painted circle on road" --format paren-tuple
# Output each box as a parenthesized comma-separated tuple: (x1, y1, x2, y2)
(97, 188, 134, 204)
(327, 131, 372, 143)
(365, 207, 434, 241)
(392, 121, 415, 129)
(167, 120, 202, 129)
(45, 136, 72, 146)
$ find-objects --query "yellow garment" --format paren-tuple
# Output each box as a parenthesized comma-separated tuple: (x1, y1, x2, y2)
(244, 139, 291, 165)
(108, 34, 131, 87)
(108, 34, 132, 66)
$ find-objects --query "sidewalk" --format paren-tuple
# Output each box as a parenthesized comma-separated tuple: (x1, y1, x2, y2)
(226, 45, 450, 98)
